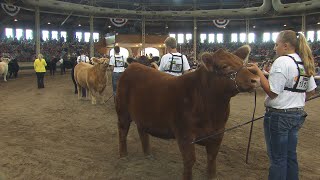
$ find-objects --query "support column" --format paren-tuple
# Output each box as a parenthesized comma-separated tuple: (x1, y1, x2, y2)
(35, 6, 40, 56)
(193, 17, 197, 62)
(301, 14, 306, 35)
(141, 16, 146, 56)
(245, 18, 250, 44)
(89, 15, 94, 58)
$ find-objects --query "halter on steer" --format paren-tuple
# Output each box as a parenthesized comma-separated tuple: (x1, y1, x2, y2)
(215, 65, 247, 92)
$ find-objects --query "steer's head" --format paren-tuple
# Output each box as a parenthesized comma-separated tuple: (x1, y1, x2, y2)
(99, 58, 110, 66)
(0, 58, 10, 64)
(200, 45, 260, 95)
(91, 57, 110, 67)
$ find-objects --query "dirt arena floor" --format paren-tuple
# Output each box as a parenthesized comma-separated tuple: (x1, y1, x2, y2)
(0, 69, 319, 180)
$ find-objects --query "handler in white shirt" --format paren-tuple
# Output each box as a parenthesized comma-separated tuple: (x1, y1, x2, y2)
(158, 37, 190, 76)
(109, 46, 127, 96)
(77, 51, 90, 64)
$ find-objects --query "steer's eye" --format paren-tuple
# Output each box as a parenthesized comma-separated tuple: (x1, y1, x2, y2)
(221, 65, 228, 69)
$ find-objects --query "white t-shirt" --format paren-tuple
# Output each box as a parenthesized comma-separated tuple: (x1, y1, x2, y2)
(109, 54, 127, 73)
(265, 53, 317, 109)
(158, 53, 190, 76)
(77, 55, 90, 64)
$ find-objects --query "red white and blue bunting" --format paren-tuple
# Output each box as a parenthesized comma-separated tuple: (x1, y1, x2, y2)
(213, 19, 230, 28)
(110, 18, 128, 27)
(1, 3, 20, 16)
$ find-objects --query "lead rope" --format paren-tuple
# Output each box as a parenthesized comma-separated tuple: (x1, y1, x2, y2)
(245, 90, 257, 164)
(191, 92, 320, 144)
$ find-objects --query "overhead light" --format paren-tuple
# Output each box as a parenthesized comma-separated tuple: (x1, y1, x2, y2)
(14, 19, 18, 22)
(317, 22, 320, 25)
(78, 24, 81, 26)
(223, 27, 226, 29)
(48, 22, 51, 24)
(283, 24, 287, 27)
(108, 25, 111, 28)
(253, 25, 256, 28)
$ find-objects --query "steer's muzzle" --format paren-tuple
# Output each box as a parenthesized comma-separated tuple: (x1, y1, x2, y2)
(249, 75, 261, 90)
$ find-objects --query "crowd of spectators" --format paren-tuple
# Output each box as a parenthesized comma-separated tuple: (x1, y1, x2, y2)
(0, 37, 95, 62)
(179, 41, 320, 63)
(1, 36, 320, 67)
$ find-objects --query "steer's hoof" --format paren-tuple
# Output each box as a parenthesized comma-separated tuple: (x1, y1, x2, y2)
(119, 156, 129, 162)
(145, 154, 155, 160)
(209, 177, 219, 180)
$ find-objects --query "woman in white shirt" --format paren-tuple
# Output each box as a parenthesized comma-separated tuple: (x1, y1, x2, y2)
(248, 30, 317, 180)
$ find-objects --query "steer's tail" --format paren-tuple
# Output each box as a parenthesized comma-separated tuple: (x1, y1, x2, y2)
(116, 70, 132, 157)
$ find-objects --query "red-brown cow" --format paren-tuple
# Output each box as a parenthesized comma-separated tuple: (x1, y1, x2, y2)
(116, 45, 260, 180)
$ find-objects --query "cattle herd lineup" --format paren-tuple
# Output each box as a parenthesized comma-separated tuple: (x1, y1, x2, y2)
(1, 39, 320, 179)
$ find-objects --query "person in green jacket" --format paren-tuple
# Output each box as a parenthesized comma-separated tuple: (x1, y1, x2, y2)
(34, 53, 47, 89)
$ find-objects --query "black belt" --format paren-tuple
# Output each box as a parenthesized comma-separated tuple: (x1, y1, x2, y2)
(266, 107, 304, 113)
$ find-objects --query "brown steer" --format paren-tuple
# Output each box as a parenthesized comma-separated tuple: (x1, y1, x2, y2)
(86, 57, 109, 104)
(116, 45, 260, 180)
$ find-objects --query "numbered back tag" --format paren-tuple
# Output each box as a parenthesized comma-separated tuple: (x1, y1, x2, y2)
(296, 76, 309, 91)
(172, 57, 183, 71)
(116, 60, 124, 66)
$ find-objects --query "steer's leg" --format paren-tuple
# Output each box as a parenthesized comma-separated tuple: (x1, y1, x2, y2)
(86, 88, 90, 100)
(118, 113, 131, 157)
(137, 127, 151, 156)
(4, 72, 7, 82)
(205, 137, 223, 180)
(77, 84, 82, 100)
(90, 91, 97, 105)
(176, 134, 196, 180)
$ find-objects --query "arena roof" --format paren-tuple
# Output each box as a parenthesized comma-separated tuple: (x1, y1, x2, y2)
(1, 0, 320, 35)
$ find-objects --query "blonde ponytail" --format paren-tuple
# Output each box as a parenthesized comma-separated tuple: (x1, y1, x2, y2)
(38, 53, 43, 60)
(279, 30, 315, 76)
(297, 33, 315, 76)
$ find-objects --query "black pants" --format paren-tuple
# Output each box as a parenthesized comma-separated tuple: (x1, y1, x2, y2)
(60, 64, 66, 75)
(50, 64, 56, 76)
(36, 72, 45, 88)
(71, 67, 78, 94)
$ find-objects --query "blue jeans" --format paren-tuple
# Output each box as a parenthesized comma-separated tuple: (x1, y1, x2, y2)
(112, 72, 123, 96)
(264, 110, 307, 180)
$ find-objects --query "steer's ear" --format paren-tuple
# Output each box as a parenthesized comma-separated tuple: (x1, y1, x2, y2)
(233, 45, 251, 63)
(100, 58, 110, 64)
(200, 52, 214, 72)
(91, 57, 99, 64)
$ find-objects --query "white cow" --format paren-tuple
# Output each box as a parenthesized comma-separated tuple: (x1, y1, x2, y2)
(0, 58, 10, 82)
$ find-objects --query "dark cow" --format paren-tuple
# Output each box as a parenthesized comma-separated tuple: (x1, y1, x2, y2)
(127, 56, 159, 69)
(63, 59, 74, 69)
(46, 57, 59, 76)
(69, 56, 79, 94)
(116, 45, 260, 180)
(8, 58, 19, 79)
